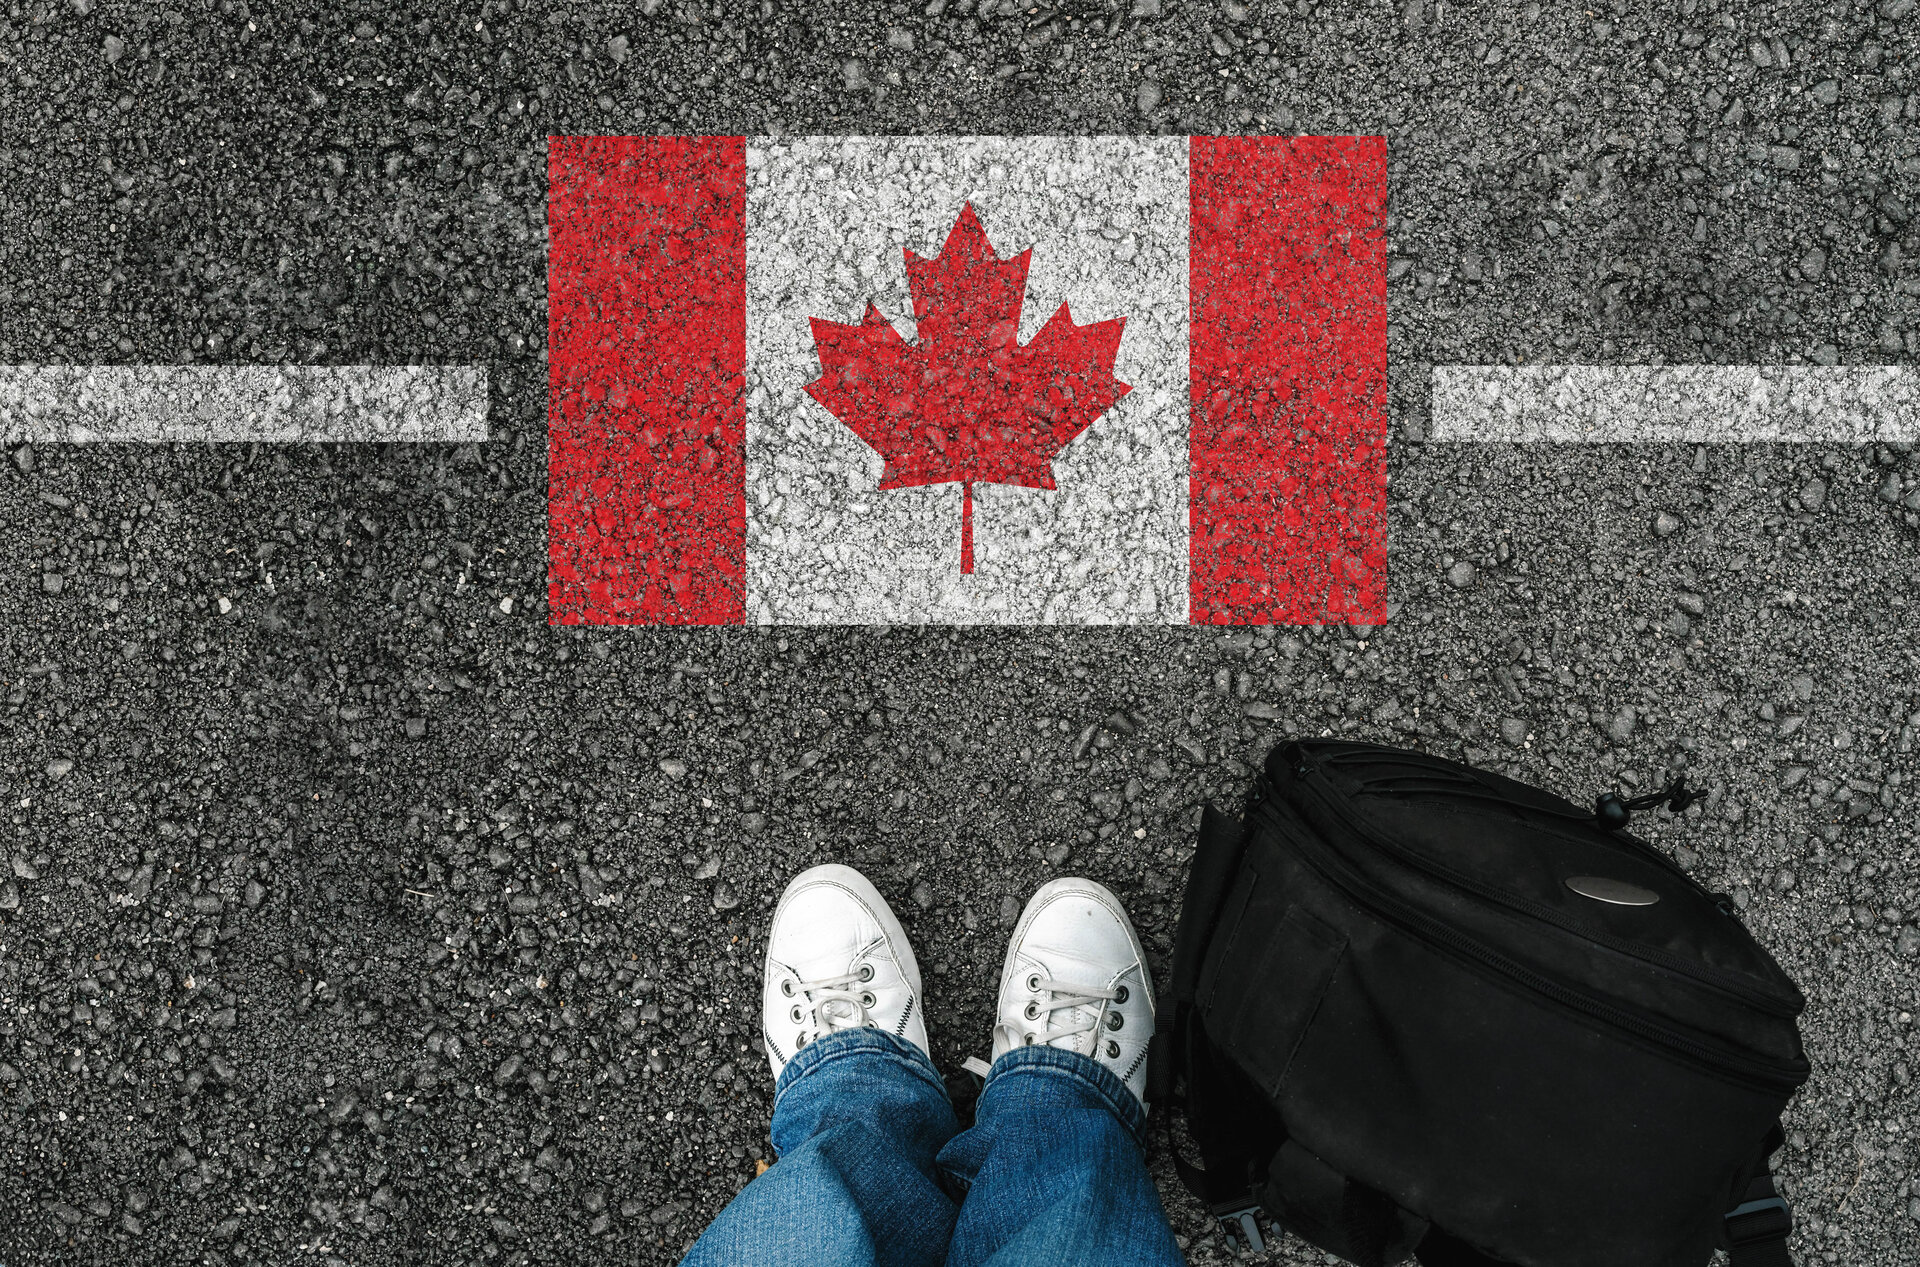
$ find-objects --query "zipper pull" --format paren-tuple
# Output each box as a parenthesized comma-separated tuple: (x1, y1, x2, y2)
(1594, 774, 1707, 830)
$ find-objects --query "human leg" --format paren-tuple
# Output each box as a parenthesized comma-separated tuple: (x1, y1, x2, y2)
(681, 865, 961, 1267)
(938, 879, 1185, 1267)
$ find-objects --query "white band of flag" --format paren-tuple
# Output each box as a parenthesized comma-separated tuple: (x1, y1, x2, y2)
(1432, 365, 1920, 443)
(0, 365, 489, 443)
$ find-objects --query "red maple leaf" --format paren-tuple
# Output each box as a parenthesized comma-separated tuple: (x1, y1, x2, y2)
(805, 203, 1130, 574)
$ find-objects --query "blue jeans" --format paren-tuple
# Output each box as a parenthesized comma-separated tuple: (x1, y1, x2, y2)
(680, 1028, 1186, 1267)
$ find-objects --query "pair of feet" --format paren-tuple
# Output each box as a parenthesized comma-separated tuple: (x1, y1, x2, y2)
(762, 865, 1156, 1108)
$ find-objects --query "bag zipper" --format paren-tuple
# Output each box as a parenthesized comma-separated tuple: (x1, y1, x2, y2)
(1254, 794, 1808, 1092)
(1297, 760, 1801, 1017)
(1324, 745, 1747, 911)
(1356, 774, 1731, 902)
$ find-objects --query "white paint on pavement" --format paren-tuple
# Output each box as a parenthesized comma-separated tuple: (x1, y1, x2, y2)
(0, 365, 489, 443)
(1431, 365, 1920, 443)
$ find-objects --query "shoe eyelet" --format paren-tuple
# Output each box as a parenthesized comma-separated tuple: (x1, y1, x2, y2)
(780, 979, 795, 997)
(1113, 985, 1128, 1004)
(860, 992, 875, 1008)
(1023, 1032, 1036, 1046)
(796, 1034, 808, 1049)
(859, 964, 875, 982)
(790, 1005, 804, 1024)
(1023, 1001, 1040, 1021)
(1107, 1040, 1121, 1058)
(1025, 972, 1042, 992)
(1106, 1013, 1123, 1031)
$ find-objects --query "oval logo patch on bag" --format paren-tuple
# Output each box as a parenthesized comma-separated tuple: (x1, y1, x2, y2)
(1565, 875, 1662, 906)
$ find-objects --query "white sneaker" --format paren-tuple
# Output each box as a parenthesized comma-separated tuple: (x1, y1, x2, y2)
(761, 864, 928, 1080)
(966, 877, 1156, 1107)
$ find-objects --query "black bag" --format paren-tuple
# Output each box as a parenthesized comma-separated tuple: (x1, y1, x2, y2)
(1155, 740, 1810, 1267)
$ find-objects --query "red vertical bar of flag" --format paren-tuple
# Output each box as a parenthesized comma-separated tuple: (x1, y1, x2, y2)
(1188, 136, 1389, 626)
(547, 136, 746, 625)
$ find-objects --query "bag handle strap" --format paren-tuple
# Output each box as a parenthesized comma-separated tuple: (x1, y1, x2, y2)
(1147, 797, 1251, 1148)
(1149, 1011, 1256, 1203)
(1152, 799, 1267, 1243)
(1166, 1132, 1268, 1254)
(1725, 1131, 1794, 1267)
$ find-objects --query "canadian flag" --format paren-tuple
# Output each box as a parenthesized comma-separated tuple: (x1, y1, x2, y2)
(546, 135, 1387, 626)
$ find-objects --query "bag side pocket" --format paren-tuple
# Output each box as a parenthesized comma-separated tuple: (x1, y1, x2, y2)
(1213, 900, 1348, 1096)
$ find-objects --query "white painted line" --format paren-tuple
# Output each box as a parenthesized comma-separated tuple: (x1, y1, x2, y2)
(1431, 365, 1920, 442)
(0, 366, 488, 443)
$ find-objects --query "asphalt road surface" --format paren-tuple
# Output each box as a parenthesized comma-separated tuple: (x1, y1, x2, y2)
(3, 2, 1919, 1265)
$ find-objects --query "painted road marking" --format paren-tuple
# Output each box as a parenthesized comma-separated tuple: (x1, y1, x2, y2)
(545, 134, 1387, 627)
(0, 366, 489, 443)
(1431, 365, 1920, 442)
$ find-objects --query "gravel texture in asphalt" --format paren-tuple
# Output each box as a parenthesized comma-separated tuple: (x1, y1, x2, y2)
(3, 2, 1919, 1265)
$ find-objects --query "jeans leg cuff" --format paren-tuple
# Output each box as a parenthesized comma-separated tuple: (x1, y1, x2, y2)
(983, 1043, 1149, 1139)
(772, 1026, 946, 1103)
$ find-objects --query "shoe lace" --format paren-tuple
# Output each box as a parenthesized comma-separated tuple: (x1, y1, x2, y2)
(963, 976, 1121, 1078)
(786, 968, 872, 1048)
(1024, 978, 1120, 1051)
